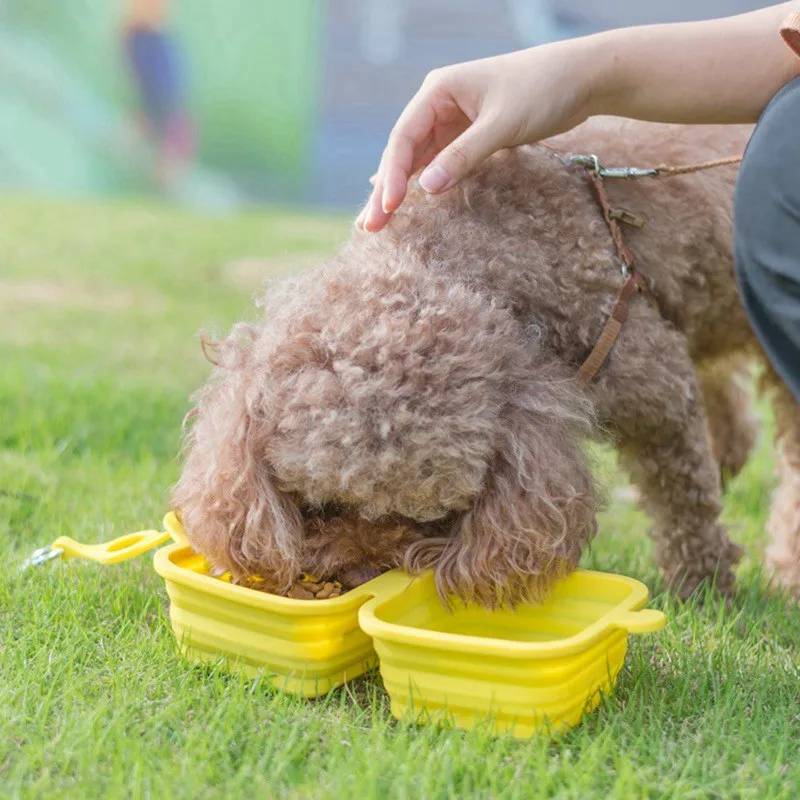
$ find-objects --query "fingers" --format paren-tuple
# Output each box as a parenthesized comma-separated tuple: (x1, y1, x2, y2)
(358, 89, 440, 231)
(357, 121, 498, 232)
(358, 145, 411, 232)
(357, 119, 501, 232)
(358, 140, 438, 231)
(357, 71, 495, 232)
(380, 132, 416, 214)
(378, 136, 439, 220)
(362, 177, 392, 232)
(418, 118, 498, 195)
(357, 174, 378, 227)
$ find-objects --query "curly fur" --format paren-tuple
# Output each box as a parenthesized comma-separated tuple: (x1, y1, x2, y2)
(175, 117, 800, 606)
(700, 360, 760, 489)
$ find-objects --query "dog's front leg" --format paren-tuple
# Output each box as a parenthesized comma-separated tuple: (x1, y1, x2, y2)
(590, 308, 744, 598)
(699, 362, 760, 488)
(619, 394, 743, 599)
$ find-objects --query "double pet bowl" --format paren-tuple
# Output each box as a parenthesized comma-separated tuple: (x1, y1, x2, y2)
(37, 512, 666, 737)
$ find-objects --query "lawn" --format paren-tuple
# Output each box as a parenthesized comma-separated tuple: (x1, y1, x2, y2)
(1, 195, 799, 799)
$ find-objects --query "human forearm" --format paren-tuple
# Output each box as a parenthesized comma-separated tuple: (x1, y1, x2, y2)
(360, 3, 800, 232)
(583, 3, 800, 125)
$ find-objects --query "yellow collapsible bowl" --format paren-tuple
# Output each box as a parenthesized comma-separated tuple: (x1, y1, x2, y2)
(151, 513, 665, 736)
(154, 540, 378, 696)
(33, 511, 665, 736)
(358, 570, 665, 737)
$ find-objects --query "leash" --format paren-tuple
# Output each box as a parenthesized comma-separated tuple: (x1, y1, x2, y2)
(553, 147, 743, 384)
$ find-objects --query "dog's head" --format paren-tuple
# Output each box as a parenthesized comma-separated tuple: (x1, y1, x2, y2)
(174, 242, 600, 604)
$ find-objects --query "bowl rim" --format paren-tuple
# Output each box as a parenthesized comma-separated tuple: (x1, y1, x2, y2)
(154, 538, 665, 652)
(357, 570, 666, 660)
(153, 541, 383, 617)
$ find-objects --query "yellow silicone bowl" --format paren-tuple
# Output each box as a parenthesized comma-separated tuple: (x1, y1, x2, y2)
(153, 540, 378, 696)
(358, 570, 665, 737)
(152, 513, 665, 735)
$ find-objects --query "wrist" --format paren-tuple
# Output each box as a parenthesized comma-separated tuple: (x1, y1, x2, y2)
(520, 33, 622, 128)
(573, 31, 625, 119)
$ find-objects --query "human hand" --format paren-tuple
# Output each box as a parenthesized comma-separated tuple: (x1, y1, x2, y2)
(357, 41, 596, 232)
(359, 2, 800, 232)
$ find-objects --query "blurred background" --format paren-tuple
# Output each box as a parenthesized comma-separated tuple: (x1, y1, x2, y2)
(0, 0, 767, 214)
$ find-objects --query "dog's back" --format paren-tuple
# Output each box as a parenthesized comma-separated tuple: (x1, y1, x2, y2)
(554, 118, 754, 359)
(382, 118, 755, 364)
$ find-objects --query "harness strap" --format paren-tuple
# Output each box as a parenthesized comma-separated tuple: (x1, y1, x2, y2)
(576, 270, 651, 384)
(576, 10, 799, 379)
(562, 148, 741, 383)
(576, 168, 659, 383)
(587, 170, 637, 272)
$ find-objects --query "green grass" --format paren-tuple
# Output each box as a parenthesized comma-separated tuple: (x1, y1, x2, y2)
(1, 195, 799, 799)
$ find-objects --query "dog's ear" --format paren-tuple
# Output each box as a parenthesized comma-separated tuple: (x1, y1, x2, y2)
(405, 397, 600, 608)
(173, 337, 304, 590)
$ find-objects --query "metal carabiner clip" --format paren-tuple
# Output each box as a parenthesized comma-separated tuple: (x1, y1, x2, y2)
(598, 165, 661, 179)
(568, 153, 660, 179)
(19, 545, 64, 572)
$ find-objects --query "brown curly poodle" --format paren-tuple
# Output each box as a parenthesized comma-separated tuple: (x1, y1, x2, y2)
(174, 117, 800, 607)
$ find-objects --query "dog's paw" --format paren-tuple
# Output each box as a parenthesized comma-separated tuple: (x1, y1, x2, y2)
(657, 524, 743, 602)
(664, 558, 740, 602)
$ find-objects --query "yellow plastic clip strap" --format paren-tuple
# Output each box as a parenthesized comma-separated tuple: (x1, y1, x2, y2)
(51, 529, 171, 565)
(20, 512, 190, 572)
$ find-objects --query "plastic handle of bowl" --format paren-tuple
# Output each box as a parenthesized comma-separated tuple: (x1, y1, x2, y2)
(51, 529, 171, 565)
(610, 609, 667, 634)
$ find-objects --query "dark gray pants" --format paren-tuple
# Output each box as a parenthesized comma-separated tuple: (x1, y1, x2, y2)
(735, 76, 800, 402)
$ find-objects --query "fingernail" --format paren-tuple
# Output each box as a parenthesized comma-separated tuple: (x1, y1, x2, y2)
(419, 163, 451, 194)
(356, 208, 366, 228)
(381, 187, 393, 214)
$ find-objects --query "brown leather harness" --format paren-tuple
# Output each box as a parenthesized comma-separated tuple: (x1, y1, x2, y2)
(569, 11, 800, 385)
(558, 149, 743, 384)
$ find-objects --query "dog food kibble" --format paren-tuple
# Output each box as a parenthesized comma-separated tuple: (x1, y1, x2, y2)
(287, 583, 316, 600)
(315, 582, 337, 600)
(285, 576, 344, 600)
